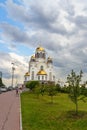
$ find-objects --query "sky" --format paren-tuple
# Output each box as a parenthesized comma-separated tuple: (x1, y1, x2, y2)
(0, 0, 87, 87)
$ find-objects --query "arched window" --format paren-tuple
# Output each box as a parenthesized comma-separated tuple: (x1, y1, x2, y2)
(36, 52, 39, 58)
(42, 75, 44, 80)
(40, 52, 42, 58)
(40, 65, 43, 70)
(42, 53, 45, 59)
(31, 71, 34, 80)
(38, 76, 40, 80)
(49, 72, 52, 81)
(45, 75, 47, 81)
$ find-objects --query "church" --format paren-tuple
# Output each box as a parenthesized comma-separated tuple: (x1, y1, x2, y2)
(24, 46, 55, 83)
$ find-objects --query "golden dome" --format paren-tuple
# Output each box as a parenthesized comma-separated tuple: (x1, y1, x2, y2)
(36, 46, 45, 51)
(25, 72, 30, 76)
(31, 55, 35, 59)
(37, 70, 47, 75)
(47, 57, 53, 63)
(47, 57, 52, 60)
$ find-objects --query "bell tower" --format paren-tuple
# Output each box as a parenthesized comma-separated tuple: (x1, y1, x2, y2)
(35, 46, 46, 62)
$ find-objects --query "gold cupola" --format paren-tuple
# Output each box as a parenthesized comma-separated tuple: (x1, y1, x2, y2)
(47, 57, 53, 63)
(37, 70, 47, 75)
(31, 55, 35, 59)
(24, 72, 30, 76)
(36, 46, 45, 51)
(30, 55, 36, 62)
(35, 46, 46, 59)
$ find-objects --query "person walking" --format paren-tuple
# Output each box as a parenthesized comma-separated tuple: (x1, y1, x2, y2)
(16, 87, 19, 95)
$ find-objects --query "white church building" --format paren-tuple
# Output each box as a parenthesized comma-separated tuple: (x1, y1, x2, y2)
(24, 46, 55, 83)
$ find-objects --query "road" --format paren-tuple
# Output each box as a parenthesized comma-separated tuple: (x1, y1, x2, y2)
(0, 90, 20, 130)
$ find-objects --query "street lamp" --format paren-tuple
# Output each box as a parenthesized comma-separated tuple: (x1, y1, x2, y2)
(11, 63, 15, 88)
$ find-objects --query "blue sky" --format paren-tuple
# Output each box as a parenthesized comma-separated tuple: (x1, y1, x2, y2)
(0, 0, 87, 86)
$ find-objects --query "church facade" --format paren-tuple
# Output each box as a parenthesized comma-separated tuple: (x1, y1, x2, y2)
(24, 46, 55, 83)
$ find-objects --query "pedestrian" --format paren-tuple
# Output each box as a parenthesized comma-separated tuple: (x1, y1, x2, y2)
(16, 87, 19, 95)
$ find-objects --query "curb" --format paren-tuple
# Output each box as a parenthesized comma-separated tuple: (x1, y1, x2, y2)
(19, 93, 22, 130)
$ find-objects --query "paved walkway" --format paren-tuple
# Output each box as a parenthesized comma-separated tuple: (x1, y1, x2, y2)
(0, 90, 20, 130)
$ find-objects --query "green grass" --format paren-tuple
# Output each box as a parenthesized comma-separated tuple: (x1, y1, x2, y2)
(21, 92, 87, 130)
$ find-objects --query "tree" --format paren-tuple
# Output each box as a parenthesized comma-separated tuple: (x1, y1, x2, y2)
(55, 83, 61, 92)
(0, 78, 4, 87)
(26, 81, 39, 91)
(46, 83, 56, 103)
(34, 83, 46, 98)
(40, 82, 45, 96)
(34, 85, 41, 98)
(67, 70, 83, 115)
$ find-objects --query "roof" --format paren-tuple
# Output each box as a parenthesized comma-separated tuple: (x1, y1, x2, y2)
(24, 72, 30, 76)
(37, 70, 47, 75)
(31, 55, 35, 59)
(47, 57, 52, 60)
(36, 46, 45, 51)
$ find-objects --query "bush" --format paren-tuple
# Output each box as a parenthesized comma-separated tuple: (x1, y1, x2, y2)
(26, 81, 39, 91)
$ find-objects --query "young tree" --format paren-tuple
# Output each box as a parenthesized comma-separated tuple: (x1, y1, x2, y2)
(34, 83, 45, 98)
(67, 70, 83, 115)
(40, 83, 45, 96)
(26, 81, 39, 91)
(55, 83, 61, 92)
(46, 83, 56, 103)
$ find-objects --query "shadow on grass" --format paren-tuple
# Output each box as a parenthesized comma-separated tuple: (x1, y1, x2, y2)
(66, 110, 87, 119)
(55, 111, 87, 121)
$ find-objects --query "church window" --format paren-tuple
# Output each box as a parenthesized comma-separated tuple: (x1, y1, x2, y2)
(40, 65, 43, 70)
(25, 77, 27, 81)
(53, 76, 55, 81)
(31, 71, 34, 80)
(45, 75, 47, 80)
(42, 53, 45, 58)
(38, 76, 40, 80)
(49, 72, 52, 81)
(40, 52, 42, 58)
(36, 52, 39, 58)
(42, 75, 44, 80)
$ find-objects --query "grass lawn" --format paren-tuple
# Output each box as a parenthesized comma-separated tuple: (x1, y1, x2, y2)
(21, 92, 87, 130)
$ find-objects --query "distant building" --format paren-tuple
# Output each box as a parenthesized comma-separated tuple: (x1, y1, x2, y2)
(24, 46, 55, 83)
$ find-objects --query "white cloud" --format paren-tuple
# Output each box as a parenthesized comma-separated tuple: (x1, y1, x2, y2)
(0, 51, 29, 86)
(1, 0, 87, 85)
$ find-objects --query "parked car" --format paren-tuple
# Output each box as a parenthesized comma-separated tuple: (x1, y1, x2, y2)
(0, 87, 7, 92)
(7, 86, 13, 91)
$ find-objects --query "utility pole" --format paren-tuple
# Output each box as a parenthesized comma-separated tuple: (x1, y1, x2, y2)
(11, 63, 15, 88)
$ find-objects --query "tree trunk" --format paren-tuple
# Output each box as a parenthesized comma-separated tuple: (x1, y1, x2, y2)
(76, 100, 78, 115)
(51, 96, 53, 103)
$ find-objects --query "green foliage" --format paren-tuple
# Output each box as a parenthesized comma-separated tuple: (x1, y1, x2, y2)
(55, 83, 61, 92)
(0, 78, 4, 87)
(67, 70, 83, 115)
(46, 83, 56, 103)
(80, 84, 87, 97)
(26, 81, 39, 90)
(55, 84, 70, 93)
(34, 85, 41, 98)
(34, 83, 46, 98)
(40, 83, 46, 96)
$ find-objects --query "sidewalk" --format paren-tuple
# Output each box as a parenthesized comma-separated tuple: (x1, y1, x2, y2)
(0, 90, 20, 130)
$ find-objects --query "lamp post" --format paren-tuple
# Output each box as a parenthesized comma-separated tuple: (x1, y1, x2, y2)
(11, 63, 15, 88)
